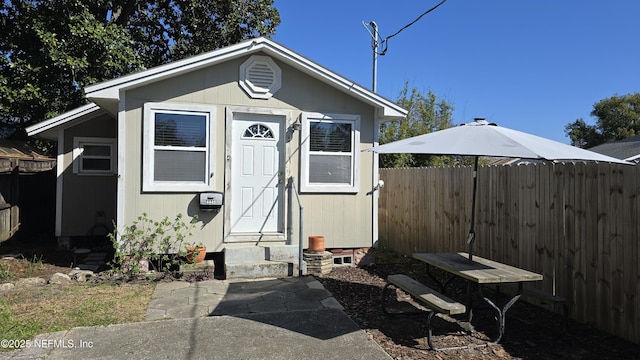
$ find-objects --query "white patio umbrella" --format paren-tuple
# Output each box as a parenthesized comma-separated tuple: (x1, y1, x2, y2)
(365, 118, 632, 261)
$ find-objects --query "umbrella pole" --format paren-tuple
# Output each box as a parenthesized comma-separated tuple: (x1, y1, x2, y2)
(467, 156, 479, 261)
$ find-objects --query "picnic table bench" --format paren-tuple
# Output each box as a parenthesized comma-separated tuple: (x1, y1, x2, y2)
(382, 274, 467, 350)
(413, 252, 543, 344)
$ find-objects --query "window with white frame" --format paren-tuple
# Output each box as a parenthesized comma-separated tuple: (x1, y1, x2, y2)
(143, 103, 215, 192)
(73, 137, 116, 175)
(300, 113, 360, 193)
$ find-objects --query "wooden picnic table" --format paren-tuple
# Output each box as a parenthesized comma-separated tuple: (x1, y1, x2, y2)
(413, 252, 543, 343)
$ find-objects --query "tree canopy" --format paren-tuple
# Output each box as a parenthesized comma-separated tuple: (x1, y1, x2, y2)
(0, 0, 280, 137)
(379, 83, 456, 168)
(564, 93, 640, 148)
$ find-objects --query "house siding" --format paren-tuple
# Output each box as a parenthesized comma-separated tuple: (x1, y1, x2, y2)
(120, 53, 375, 251)
(61, 114, 117, 237)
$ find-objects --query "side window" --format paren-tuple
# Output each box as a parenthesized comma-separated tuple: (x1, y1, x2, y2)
(300, 113, 360, 193)
(143, 103, 215, 192)
(73, 137, 116, 175)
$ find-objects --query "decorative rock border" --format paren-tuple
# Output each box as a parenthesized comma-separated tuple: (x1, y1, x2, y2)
(0, 269, 97, 291)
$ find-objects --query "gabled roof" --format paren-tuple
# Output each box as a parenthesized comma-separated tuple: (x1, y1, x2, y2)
(26, 104, 104, 140)
(588, 135, 640, 163)
(85, 37, 406, 121)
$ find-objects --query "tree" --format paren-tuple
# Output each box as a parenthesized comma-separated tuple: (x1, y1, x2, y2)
(564, 93, 640, 148)
(379, 83, 455, 168)
(0, 0, 280, 138)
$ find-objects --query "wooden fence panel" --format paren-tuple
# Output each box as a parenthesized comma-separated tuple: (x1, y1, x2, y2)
(378, 162, 640, 344)
(584, 162, 599, 327)
(622, 164, 638, 341)
(612, 165, 625, 338)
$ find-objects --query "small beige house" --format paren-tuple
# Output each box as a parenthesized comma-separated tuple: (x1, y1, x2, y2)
(26, 37, 406, 275)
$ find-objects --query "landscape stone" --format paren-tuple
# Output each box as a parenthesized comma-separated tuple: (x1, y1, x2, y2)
(16, 277, 47, 287)
(68, 269, 94, 282)
(0, 282, 15, 290)
(49, 272, 72, 284)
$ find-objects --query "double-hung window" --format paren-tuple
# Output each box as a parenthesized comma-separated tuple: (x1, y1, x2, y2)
(300, 112, 360, 193)
(73, 137, 116, 175)
(143, 103, 215, 192)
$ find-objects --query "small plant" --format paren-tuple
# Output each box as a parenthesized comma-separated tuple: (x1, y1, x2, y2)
(108, 213, 198, 280)
(0, 263, 11, 281)
(25, 255, 44, 277)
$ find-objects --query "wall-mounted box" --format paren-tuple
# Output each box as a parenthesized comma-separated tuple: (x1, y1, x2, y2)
(199, 192, 223, 211)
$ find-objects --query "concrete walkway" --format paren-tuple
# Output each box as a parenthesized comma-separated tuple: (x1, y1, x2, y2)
(1, 276, 391, 360)
(146, 276, 344, 320)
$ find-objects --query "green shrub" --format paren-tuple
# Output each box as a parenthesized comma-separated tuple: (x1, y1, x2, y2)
(108, 213, 198, 279)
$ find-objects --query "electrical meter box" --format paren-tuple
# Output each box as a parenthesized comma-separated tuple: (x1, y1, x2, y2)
(199, 192, 223, 211)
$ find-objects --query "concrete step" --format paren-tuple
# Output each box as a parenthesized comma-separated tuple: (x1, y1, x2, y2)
(265, 245, 299, 263)
(224, 261, 292, 279)
(223, 245, 303, 279)
(224, 246, 266, 263)
(223, 245, 299, 263)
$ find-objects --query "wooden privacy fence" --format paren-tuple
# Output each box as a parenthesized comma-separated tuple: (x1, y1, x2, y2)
(378, 162, 640, 344)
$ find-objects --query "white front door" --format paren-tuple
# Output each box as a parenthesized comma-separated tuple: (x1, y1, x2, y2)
(230, 113, 283, 234)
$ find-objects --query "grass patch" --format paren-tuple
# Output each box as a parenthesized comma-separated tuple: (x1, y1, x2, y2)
(0, 283, 154, 348)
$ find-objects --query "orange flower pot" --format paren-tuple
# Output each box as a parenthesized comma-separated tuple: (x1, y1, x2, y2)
(186, 246, 206, 264)
(308, 236, 325, 253)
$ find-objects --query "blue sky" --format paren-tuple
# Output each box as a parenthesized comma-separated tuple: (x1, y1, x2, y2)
(273, 0, 640, 143)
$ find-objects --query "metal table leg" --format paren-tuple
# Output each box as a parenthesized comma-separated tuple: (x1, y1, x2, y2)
(479, 282, 523, 343)
(426, 264, 456, 294)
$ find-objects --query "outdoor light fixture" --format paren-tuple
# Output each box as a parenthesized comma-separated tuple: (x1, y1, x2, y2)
(291, 119, 302, 131)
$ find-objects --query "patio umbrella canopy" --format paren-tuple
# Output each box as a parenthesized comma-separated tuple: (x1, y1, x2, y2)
(365, 118, 632, 260)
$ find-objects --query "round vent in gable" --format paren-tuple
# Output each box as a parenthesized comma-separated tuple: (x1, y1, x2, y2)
(239, 55, 282, 99)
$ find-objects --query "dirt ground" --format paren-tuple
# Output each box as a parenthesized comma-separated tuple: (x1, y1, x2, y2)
(0, 242, 77, 282)
(315, 249, 640, 360)
(3, 240, 640, 359)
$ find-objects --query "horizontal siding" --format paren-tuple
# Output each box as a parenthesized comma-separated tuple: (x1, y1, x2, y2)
(122, 53, 377, 251)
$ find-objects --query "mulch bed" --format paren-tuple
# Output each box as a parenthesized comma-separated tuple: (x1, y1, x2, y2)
(315, 248, 640, 360)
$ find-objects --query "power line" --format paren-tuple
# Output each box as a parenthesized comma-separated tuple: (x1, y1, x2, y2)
(379, 0, 448, 55)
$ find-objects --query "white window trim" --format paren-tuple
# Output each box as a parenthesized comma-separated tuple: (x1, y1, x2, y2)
(72, 137, 117, 175)
(143, 102, 216, 192)
(300, 112, 360, 193)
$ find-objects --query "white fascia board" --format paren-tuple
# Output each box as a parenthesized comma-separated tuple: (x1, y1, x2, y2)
(625, 154, 640, 162)
(26, 103, 103, 139)
(85, 39, 264, 100)
(84, 37, 407, 121)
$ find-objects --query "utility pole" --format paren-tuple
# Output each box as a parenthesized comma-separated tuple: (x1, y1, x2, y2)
(370, 21, 378, 92)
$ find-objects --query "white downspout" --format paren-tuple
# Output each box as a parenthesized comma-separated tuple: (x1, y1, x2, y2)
(116, 94, 126, 238)
(372, 109, 380, 247)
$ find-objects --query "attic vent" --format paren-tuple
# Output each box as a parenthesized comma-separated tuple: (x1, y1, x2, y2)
(239, 55, 281, 99)
(248, 63, 275, 88)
